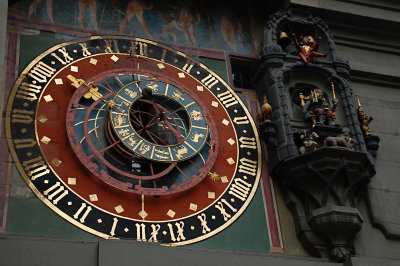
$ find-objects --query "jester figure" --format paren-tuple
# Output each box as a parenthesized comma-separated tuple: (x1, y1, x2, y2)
(294, 35, 328, 64)
(300, 88, 338, 126)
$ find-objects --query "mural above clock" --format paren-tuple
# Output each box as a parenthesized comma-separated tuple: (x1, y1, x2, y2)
(9, 0, 263, 56)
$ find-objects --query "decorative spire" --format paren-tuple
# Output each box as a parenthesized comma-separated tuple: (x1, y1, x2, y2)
(355, 93, 362, 108)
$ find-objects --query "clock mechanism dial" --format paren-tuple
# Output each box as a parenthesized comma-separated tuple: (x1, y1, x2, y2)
(6, 36, 262, 245)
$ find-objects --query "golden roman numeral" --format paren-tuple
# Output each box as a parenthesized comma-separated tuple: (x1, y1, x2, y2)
(110, 217, 118, 236)
(167, 222, 186, 242)
(201, 74, 219, 89)
(44, 181, 68, 205)
(79, 43, 91, 57)
(183, 61, 194, 74)
(229, 177, 252, 201)
(215, 199, 238, 221)
(239, 136, 256, 149)
(22, 156, 50, 181)
(28, 61, 56, 83)
(130, 41, 148, 56)
(11, 109, 34, 124)
(51, 47, 73, 65)
(217, 91, 238, 108)
(197, 213, 211, 234)
(73, 202, 92, 223)
(16, 82, 42, 101)
(160, 49, 167, 61)
(233, 116, 250, 125)
(104, 39, 120, 53)
(14, 138, 36, 149)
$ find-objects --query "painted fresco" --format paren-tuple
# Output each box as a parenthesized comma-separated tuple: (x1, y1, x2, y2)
(9, 0, 262, 55)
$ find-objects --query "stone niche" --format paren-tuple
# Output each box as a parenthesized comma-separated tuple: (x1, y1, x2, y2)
(253, 8, 378, 262)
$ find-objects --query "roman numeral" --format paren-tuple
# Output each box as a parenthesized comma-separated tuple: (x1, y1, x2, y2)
(201, 74, 219, 89)
(28, 61, 56, 83)
(11, 109, 34, 124)
(104, 39, 120, 53)
(149, 224, 161, 242)
(238, 157, 257, 176)
(167, 221, 186, 242)
(183, 61, 194, 74)
(197, 213, 211, 234)
(16, 82, 42, 101)
(73, 202, 92, 223)
(136, 223, 147, 241)
(79, 43, 92, 57)
(229, 177, 252, 201)
(134, 223, 160, 242)
(160, 49, 167, 61)
(110, 217, 118, 236)
(217, 91, 238, 108)
(22, 156, 50, 181)
(215, 199, 238, 221)
(130, 41, 148, 56)
(233, 116, 250, 125)
(13, 138, 36, 149)
(51, 47, 73, 65)
(239, 136, 256, 149)
(44, 181, 68, 205)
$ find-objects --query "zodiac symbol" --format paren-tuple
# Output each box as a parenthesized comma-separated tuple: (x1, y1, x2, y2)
(191, 132, 205, 143)
(172, 90, 185, 101)
(118, 128, 130, 137)
(146, 82, 159, 92)
(127, 136, 137, 147)
(124, 89, 138, 99)
(190, 110, 203, 121)
(175, 146, 188, 159)
(113, 114, 126, 127)
(155, 149, 169, 155)
(139, 143, 151, 154)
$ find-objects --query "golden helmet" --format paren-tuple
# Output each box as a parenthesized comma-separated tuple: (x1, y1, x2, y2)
(305, 35, 315, 43)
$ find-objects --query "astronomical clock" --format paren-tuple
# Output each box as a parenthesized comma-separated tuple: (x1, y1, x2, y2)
(6, 36, 262, 245)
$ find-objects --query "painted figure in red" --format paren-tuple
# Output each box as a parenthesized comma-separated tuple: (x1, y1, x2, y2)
(294, 35, 328, 64)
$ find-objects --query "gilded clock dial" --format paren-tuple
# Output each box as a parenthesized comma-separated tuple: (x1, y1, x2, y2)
(108, 78, 210, 163)
(6, 36, 261, 245)
(66, 71, 217, 195)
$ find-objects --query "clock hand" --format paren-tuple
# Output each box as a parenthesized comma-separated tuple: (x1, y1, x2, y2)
(67, 74, 116, 108)
(140, 85, 185, 144)
(150, 101, 185, 144)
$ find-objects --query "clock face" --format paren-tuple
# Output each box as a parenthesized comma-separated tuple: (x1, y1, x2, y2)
(6, 36, 261, 245)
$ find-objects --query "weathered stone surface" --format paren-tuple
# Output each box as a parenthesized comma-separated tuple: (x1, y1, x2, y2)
(367, 188, 400, 238)
(353, 95, 400, 238)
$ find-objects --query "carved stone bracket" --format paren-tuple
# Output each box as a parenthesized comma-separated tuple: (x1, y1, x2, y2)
(308, 206, 363, 262)
(364, 134, 380, 158)
(259, 120, 278, 148)
(273, 147, 375, 261)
